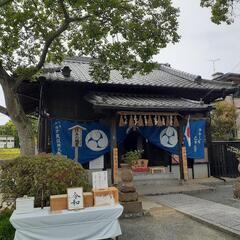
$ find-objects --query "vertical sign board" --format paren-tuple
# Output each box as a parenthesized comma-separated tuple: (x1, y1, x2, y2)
(113, 148, 118, 184)
(182, 146, 189, 180)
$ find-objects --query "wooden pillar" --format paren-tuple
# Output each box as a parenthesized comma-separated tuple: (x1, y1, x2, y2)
(182, 146, 189, 180)
(178, 119, 184, 180)
(38, 116, 49, 153)
(110, 114, 118, 185)
(38, 78, 49, 153)
(205, 117, 212, 177)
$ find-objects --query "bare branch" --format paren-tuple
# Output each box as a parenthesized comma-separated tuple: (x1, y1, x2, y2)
(58, 0, 70, 20)
(0, 61, 12, 83)
(0, 105, 8, 116)
(34, 15, 90, 72)
(35, 21, 70, 72)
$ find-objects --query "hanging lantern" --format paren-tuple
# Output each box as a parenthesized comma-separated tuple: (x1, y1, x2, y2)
(137, 115, 144, 126)
(144, 115, 148, 126)
(119, 115, 125, 127)
(147, 116, 153, 126)
(173, 116, 179, 127)
(129, 115, 134, 127)
(157, 115, 162, 127)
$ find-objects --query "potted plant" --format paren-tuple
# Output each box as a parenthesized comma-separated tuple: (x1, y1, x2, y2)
(120, 150, 143, 192)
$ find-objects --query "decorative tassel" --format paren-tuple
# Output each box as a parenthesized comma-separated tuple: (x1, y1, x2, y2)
(166, 116, 170, 126)
(119, 115, 125, 127)
(162, 116, 166, 126)
(173, 116, 179, 127)
(147, 116, 153, 126)
(124, 115, 128, 125)
(170, 115, 173, 126)
(134, 115, 138, 125)
(157, 115, 162, 127)
(137, 115, 144, 126)
(144, 115, 148, 126)
(129, 115, 134, 127)
(154, 115, 158, 125)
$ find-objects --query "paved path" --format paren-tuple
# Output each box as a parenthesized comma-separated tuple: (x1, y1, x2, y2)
(136, 183, 214, 196)
(148, 194, 240, 238)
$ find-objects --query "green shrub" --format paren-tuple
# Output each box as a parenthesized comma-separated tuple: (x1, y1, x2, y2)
(0, 154, 90, 207)
(0, 209, 15, 240)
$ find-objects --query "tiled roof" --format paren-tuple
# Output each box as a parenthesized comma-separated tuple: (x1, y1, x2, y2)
(42, 57, 234, 91)
(85, 92, 210, 111)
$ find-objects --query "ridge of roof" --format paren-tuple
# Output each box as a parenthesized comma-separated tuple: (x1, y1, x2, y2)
(41, 57, 235, 91)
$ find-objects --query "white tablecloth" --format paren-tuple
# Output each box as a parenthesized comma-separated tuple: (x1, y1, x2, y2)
(10, 204, 123, 240)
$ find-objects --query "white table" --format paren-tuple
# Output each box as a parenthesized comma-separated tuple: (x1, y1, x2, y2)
(10, 204, 123, 240)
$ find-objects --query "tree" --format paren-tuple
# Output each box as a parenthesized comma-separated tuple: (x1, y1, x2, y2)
(200, 0, 238, 24)
(211, 101, 238, 140)
(0, 0, 179, 155)
(0, 0, 180, 156)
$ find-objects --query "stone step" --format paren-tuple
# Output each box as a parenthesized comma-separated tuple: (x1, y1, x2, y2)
(133, 172, 178, 186)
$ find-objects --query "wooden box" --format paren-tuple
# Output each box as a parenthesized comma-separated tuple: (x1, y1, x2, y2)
(92, 187, 119, 207)
(83, 192, 93, 208)
(50, 194, 67, 212)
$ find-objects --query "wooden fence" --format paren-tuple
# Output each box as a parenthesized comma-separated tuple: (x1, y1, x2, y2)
(209, 141, 240, 178)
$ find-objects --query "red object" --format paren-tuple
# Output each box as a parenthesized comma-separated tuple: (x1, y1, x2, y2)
(132, 167, 149, 172)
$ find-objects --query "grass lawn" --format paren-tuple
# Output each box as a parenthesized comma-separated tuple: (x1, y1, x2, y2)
(0, 148, 20, 160)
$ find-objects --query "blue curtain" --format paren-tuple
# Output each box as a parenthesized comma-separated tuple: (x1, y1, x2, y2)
(51, 119, 206, 163)
(51, 119, 110, 164)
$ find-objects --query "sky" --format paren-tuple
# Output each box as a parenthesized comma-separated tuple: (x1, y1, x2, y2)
(0, 0, 240, 125)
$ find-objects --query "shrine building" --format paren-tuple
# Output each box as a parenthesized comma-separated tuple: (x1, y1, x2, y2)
(18, 57, 237, 183)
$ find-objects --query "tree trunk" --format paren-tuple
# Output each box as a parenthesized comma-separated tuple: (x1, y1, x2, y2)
(2, 81, 35, 156)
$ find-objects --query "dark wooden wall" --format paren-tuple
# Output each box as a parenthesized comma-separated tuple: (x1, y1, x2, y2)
(209, 141, 240, 178)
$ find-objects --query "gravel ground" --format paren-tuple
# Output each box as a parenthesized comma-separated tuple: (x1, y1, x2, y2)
(119, 205, 239, 240)
(188, 184, 240, 209)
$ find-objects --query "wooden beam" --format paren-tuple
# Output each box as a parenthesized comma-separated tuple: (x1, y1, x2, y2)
(110, 114, 118, 184)
(178, 118, 184, 180)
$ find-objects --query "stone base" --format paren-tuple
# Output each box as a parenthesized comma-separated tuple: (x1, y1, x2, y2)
(120, 186, 136, 193)
(121, 201, 143, 215)
(119, 191, 138, 202)
(234, 178, 240, 199)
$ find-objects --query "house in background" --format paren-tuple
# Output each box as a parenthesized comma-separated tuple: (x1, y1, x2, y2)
(0, 135, 15, 148)
(17, 57, 236, 182)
